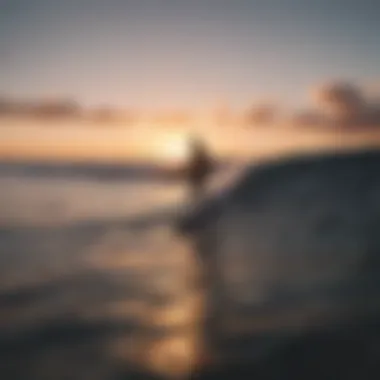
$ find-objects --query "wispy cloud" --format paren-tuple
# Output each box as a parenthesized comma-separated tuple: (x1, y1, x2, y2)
(244, 104, 277, 126)
(306, 81, 380, 129)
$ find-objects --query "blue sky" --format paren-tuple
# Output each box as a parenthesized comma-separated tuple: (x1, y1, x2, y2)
(1, 0, 379, 110)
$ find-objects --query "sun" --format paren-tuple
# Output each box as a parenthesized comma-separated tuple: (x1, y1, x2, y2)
(156, 132, 190, 164)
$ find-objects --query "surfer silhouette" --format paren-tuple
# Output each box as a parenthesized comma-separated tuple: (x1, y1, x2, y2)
(185, 136, 214, 203)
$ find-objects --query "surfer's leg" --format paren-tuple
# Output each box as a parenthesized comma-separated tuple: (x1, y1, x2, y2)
(192, 179, 207, 205)
(189, 181, 201, 205)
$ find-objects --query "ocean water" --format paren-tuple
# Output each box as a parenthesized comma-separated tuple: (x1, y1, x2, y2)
(2, 154, 380, 380)
(0, 162, 243, 380)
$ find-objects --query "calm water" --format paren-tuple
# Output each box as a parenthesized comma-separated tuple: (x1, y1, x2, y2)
(0, 163, 243, 380)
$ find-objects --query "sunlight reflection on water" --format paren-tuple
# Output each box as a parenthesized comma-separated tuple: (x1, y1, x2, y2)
(0, 223, 204, 379)
(0, 172, 209, 379)
(0, 161, 246, 379)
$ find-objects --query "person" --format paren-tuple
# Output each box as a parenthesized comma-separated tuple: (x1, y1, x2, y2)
(185, 136, 214, 202)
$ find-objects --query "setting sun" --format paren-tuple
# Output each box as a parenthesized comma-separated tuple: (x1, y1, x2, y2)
(154, 132, 191, 165)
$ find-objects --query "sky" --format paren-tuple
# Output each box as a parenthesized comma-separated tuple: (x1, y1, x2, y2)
(1, 0, 380, 111)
